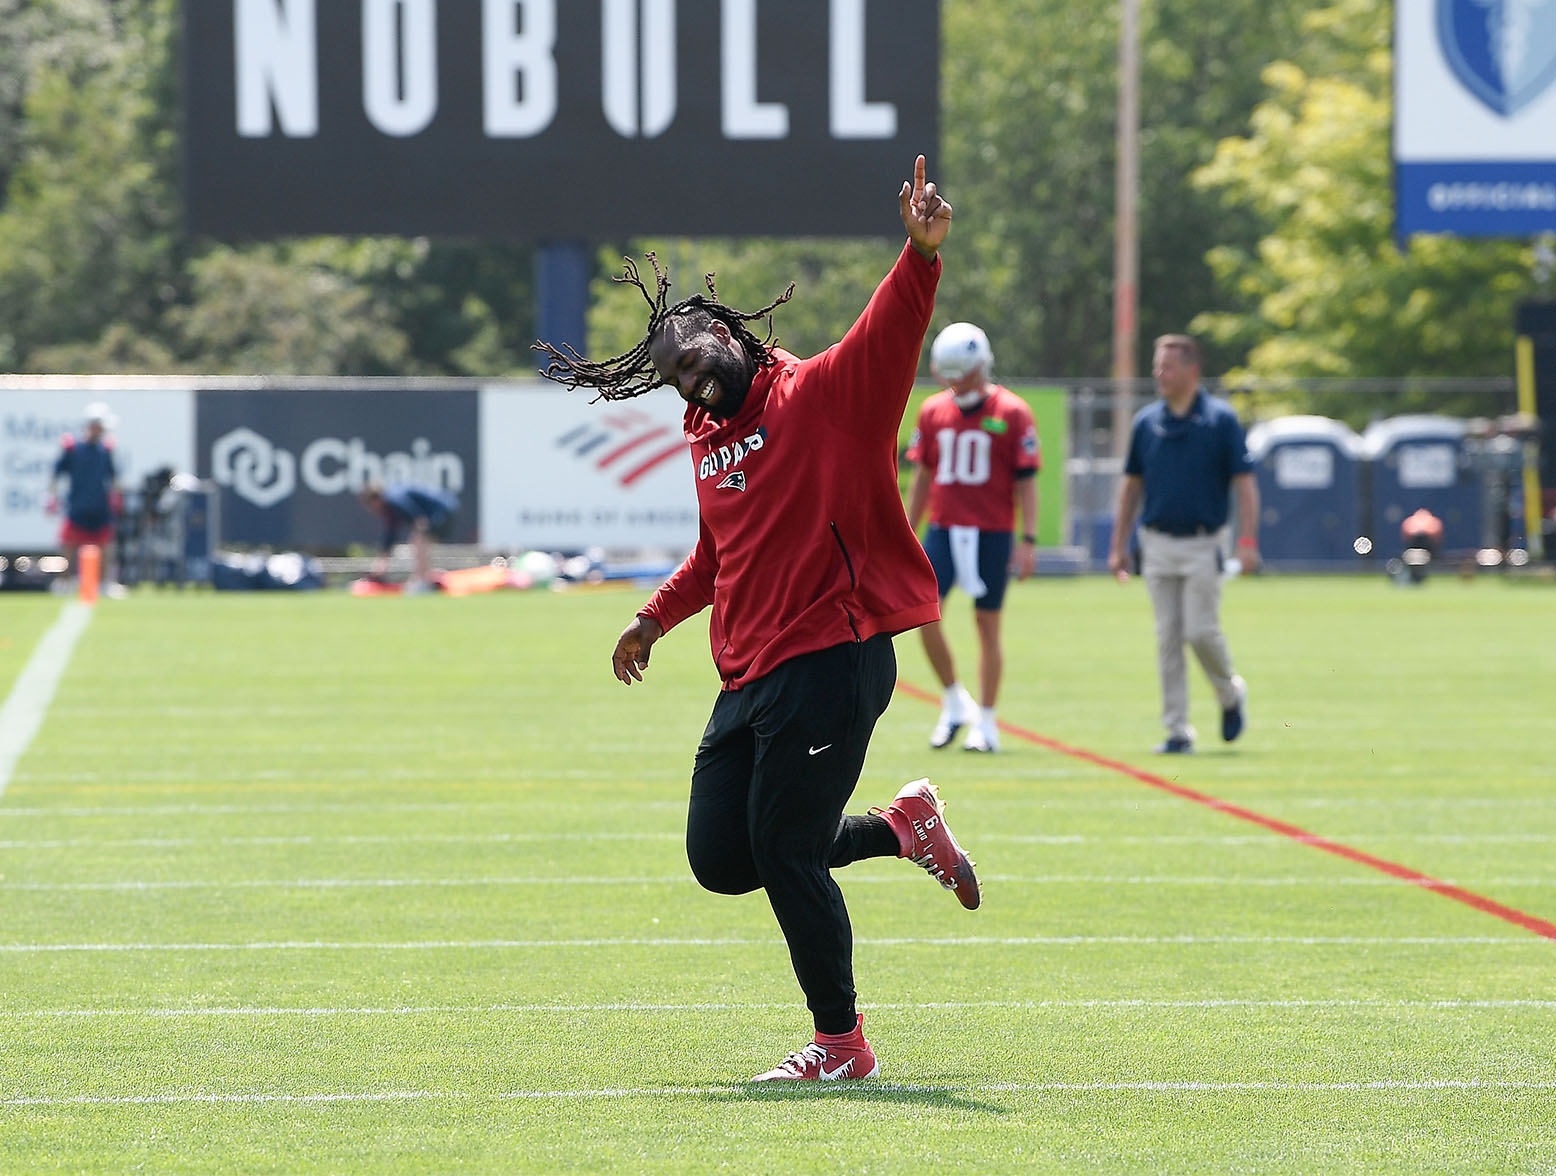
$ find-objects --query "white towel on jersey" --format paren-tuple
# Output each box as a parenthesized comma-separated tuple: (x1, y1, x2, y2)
(948, 525, 988, 599)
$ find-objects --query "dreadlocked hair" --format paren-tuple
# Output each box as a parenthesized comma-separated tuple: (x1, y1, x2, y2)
(534, 253, 795, 403)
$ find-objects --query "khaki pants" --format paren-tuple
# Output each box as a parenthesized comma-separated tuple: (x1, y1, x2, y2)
(1139, 527, 1243, 742)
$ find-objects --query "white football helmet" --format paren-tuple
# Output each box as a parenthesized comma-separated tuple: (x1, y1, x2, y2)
(83, 401, 117, 430)
(929, 322, 993, 383)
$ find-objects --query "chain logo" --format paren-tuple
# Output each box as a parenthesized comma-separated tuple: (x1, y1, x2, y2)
(211, 427, 296, 508)
(210, 427, 464, 508)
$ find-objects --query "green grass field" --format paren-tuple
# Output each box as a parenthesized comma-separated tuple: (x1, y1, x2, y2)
(2, 575, 1554, 1174)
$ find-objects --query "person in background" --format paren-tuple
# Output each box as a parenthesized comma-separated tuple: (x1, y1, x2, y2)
(905, 322, 1040, 753)
(49, 402, 119, 592)
(359, 482, 460, 593)
(1107, 334, 1259, 754)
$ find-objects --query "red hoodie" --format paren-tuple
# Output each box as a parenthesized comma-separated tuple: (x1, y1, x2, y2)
(639, 241, 942, 689)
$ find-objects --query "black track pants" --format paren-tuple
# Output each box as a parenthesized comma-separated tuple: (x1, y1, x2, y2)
(686, 634, 900, 1035)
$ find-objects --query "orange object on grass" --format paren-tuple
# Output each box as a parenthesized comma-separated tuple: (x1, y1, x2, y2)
(78, 543, 101, 604)
(438, 565, 513, 597)
(350, 578, 403, 597)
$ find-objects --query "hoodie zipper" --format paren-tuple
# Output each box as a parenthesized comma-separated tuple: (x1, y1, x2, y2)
(829, 522, 862, 642)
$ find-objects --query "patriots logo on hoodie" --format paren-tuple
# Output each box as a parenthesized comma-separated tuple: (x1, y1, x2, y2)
(716, 471, 747, 492)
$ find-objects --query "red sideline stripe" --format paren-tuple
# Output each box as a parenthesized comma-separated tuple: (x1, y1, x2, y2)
(895, 680, 1556, 941)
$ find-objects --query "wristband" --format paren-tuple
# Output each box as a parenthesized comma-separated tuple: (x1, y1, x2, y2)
(1237, 536, 1258, 549)
(1021, 534, 1037, 545)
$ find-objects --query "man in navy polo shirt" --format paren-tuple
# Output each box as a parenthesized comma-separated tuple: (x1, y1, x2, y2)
(1107, 335, 1260, 754)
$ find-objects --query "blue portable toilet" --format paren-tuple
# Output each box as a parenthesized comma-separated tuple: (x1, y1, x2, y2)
(1362, 415, 1479, 557)
(1246, 416, 1365, 567)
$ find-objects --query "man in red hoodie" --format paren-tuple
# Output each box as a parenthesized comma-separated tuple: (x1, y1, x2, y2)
(537, 156, 980, 1083)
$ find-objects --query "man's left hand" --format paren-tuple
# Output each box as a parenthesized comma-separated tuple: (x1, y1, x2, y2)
(900, 154, 952, 259)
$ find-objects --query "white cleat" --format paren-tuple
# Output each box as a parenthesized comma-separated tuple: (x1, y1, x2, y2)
(929, 686, 977, 749)
(963, 720, 999, 753)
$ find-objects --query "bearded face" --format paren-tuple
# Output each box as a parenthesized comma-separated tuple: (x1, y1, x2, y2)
(649, 316, 757, 419)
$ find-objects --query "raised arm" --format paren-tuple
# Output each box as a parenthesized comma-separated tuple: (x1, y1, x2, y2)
(810, 156, 950, 436)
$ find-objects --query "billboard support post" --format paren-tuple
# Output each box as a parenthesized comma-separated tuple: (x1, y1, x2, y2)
(537, 242, 591, 359)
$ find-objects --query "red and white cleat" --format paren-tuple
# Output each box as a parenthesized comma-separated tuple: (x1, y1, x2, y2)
(873, 778, 981, 910)
(750, 1015, 880, 1083)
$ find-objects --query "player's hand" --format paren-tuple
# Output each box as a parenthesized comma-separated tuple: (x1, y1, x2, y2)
(612, 615, 663, 685)
(1013, 540, 1037, 581)
(900, 155, 951, 260)
(1107, 549, 1130, 584)
(1239, 544, 1262, 575)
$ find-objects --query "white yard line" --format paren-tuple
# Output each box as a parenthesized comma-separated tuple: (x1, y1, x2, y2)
(0, 801, 683, 818)
(0, 604, 92, 801)
(7, 997, 1556, 1020)
(5, 873, 1556, 892)
(0, 832, 682, 849)
(5, 1079, 1555, 1107)
(2, 797, 1547, 818)
(5, 832, 1554, 850)
(0, 934, 1542, 953)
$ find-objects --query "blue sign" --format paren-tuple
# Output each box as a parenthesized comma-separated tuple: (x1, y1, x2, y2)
(196, 389, 479, 548)
(1438, 0, 1556, 117)
(1397, 160, 1556, 237)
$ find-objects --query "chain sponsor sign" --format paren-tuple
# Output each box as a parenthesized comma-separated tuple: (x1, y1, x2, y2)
(0, 388, 196, 550)
(1396, 1, 1556, 237)
(480, 383, 696, 551)
(184, 0, 939, 238)
(196, 388, 479, 546)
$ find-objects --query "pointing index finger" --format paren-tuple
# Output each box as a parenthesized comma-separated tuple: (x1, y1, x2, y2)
(913, 155, 926, 205)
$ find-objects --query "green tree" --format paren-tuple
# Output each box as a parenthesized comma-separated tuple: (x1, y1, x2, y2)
(1191, 0, 1537, 412)
(0, 0, 539, 377)
(0, 0, 1330, 380)
(0, 0, 185, 370)
(599, 0, 1320, 379)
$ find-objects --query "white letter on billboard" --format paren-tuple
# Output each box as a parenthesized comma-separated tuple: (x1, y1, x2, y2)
(363, 0, 439, 137)
(603, 0, 677, 138)
(235, 0, 318, 137)
(483, 0, 558, 137)
(830, 0, 894, 138)
(721, 0, 787, 138)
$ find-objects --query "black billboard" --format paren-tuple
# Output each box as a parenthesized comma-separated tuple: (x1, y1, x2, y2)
(196, 388, 479, 548)
(183, 1, 940, 239)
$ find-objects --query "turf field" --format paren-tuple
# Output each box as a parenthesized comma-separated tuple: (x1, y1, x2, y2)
(2, 574, 1553, 1174)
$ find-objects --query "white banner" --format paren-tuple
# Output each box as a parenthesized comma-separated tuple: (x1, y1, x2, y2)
(1, 387, 197, 549)
(479, 383, 698, 552)
(1396, 1, 1556, 236)
(1397, 1, 1556, 159)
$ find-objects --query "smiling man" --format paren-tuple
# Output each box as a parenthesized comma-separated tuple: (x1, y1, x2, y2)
(536, 156, 981, 1084)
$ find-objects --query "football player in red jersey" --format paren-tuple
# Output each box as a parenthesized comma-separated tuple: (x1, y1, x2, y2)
(536, 157, 982, 1084)
(905, 324, 1041, 752)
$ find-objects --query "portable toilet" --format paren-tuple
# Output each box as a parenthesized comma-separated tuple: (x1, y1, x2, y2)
(1246, 416, 1365, 567)
(1361, 415, 1479, 557)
